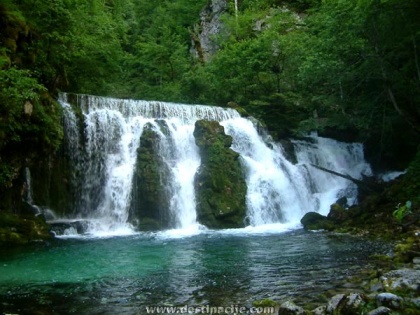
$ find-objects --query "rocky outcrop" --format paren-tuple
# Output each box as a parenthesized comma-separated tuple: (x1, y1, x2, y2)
(193, 120, 247, 228)
(129, 123, 172, 231)
(0, 212, 52, 245)
(191, 0, 227, 62)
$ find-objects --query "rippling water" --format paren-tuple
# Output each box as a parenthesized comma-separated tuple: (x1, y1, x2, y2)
(0, 230, 390, 314)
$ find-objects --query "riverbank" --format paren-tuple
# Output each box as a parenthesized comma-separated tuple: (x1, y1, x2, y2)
(292, 173, 420, 314)
(271, 229, 420, 315)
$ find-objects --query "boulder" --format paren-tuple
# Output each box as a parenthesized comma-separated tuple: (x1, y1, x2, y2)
(300, 212, 333, 231)
(381, 268, 420, 294)
(375, 293, 404, 310)
(193, 120, 247, 229)
(312, 305, 326, 315)
(342, 293, 366, 314)
(326, 294, 346, 314)
(0, 212, 52, 245)
(326, 293, 367, 315)
(278, 301, 307, 315)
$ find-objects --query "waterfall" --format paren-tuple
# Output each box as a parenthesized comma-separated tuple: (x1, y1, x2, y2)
(24, 167, 34, 205)
(292, 137, 372, 213)
(57, 94, 372, 236)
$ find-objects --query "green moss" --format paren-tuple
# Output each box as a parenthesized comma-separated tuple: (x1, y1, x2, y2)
(0, 212, 52, 246)
(393, 237, 416, 263)
(129, 124, 172, 231)
(300, 212, 335, 231)
(194, 120, 247, 229)
(252, 299, 277, 308)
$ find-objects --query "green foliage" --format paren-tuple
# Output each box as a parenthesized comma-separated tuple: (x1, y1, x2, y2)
(393, 201, 413, 224)
(0, 66, 63, 188)
(0, 67, 62, 148)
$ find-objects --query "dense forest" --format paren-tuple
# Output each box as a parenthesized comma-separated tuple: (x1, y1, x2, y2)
(1, 0, 420, 205)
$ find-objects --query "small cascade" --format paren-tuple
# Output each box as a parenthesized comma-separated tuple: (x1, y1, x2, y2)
(163, 120, 201, 229)
(56, 94, 372, 236)
(23, 167, 34, 205)
(292, 137, 372, 214)
(222, 119, 314, 226)
(23, 167, 53, 219)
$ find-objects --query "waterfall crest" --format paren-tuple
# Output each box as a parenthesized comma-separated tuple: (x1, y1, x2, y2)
(56, 94, 371, 236)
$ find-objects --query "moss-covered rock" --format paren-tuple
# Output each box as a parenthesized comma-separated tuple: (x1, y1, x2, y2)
(300, 212, 334, 231)
(0, 212, 52, 246)
(227, 101, 249, 117)
(129, 123, 172, 231)
(193, 120, 247, 229)
(328, 203, 350, 223)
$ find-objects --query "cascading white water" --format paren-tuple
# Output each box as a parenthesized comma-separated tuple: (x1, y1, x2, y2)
(58, 94, 240, 235)
(292, 137, 372, 214)
(57, 94, 372, 236)
(222, 119, 372, 227)
(222, 118, 314, 226)
(164, 119, 201, 230)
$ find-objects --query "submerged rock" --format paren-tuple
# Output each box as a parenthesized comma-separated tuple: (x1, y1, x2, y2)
(193, 120, 247, 228)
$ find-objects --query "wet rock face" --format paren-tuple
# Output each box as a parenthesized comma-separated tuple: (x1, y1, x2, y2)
(193, 120, 247, 229)
(129, 123, 172, 231)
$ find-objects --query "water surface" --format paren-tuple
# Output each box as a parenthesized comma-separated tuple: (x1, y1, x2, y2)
(0, 229, 389, 314)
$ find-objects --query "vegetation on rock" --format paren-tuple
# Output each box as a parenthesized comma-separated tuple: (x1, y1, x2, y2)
(129, 123, 172, 231)
(193, 120, 247, 228)
(0, 212, 51, 245)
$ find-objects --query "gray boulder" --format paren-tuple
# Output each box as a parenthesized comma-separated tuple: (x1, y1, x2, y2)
(326, 293, 367, 315)
(381, 268, 420, 293)
(376, 293, 404, 310)
(278, 301, 307, 315)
